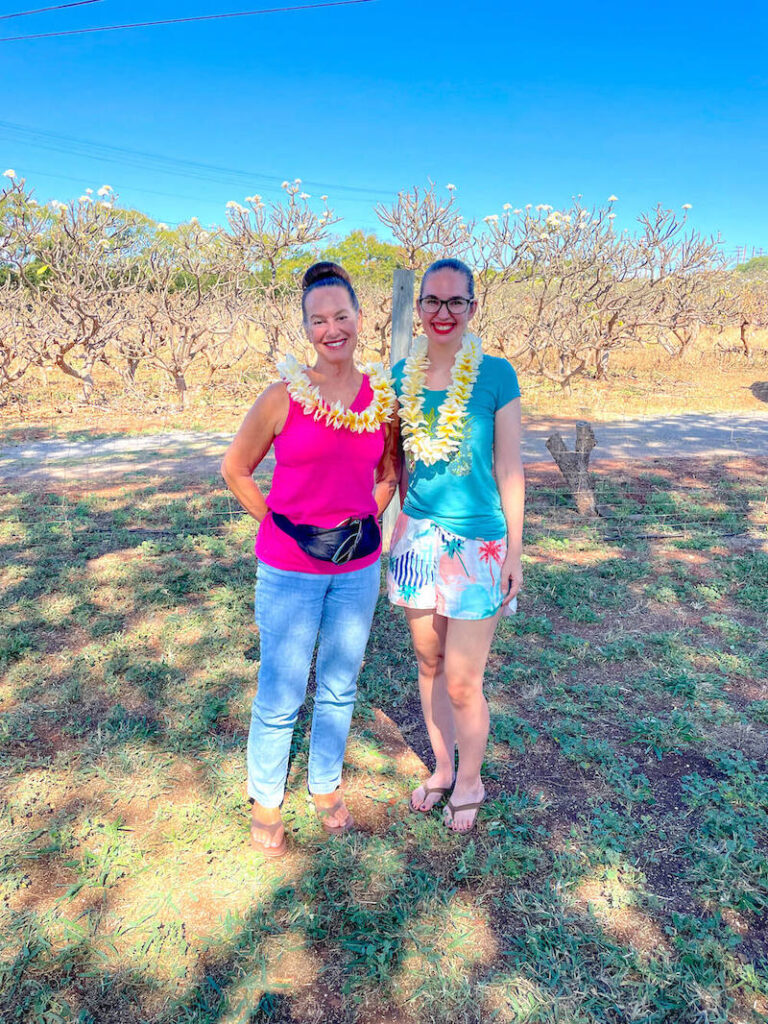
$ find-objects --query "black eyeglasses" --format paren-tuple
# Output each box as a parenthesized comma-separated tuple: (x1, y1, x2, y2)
(418, 295, 473, 314)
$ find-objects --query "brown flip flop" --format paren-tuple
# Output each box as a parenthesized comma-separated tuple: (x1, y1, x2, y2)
(313, 794, 354, 835)
(410, 782, 453, 814)
(250, 817, 287, 858)
(444, 794, 486, 833)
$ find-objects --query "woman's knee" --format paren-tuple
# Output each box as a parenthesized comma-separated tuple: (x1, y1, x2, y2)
(445, 669, 483, 708)
(414, 647, 444, 678)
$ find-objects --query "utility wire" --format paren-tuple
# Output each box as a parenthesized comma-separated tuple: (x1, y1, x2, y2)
(0, 0, 375, 41)
(0, 0, 104, 21)
(0, 119, 395, 198)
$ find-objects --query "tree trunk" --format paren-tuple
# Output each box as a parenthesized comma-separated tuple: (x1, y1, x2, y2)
(546, 421, 598, 516)
(56, 356, 94, 402)
(741, 319, 751, 359)
(594, 347, 610, 379)
(173, 372, 187, 410)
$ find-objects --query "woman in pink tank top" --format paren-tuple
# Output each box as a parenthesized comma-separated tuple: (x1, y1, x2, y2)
(221, 263, 399, 857)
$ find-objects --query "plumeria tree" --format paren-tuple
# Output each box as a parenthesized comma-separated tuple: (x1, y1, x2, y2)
(3, 180, 152, 401)
(375, 181, 471, 272)
(0, 173, 35, 391)
(118, 220, 248, 408)
(731, 263, 768, 360)
(0, 279, 35, 392)
(223, 181, 339, 359)
(633, 204, 729, 358)
(480, 198, 651, 385)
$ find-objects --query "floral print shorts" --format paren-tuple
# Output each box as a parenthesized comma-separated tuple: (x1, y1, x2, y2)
(386, 513, 507, 620)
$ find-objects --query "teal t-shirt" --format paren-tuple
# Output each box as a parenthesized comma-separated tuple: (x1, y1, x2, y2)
(393, 353, 521, 540)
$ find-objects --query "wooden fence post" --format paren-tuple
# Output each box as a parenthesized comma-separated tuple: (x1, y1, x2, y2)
(382, 268, 414, 551)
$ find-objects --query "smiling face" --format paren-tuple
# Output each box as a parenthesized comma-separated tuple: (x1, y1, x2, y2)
(417, 268, 477, 348)
(304, 284, 361, 366)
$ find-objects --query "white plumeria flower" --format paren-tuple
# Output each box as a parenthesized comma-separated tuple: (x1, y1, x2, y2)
(503, 203, 512, 210)
(608, 194, 618, 202)
(483, 214, 499, 222)
(535, 204, 546, 211)
(50, 200, 67, 211)
(85, 188, 93, 194)
(190, 217, 199, 224)
(294, 178, 301, 184)
(99, 202, 112, 209)
(525, 203, 532, 210)
(226, 201, 247, 213)
(300, 192, 311, 199)
(97, 185, 113, 196)
(608, 212, 616, 219)
(446, 183, 456, 190)
(3, 169, 16, 179)
(245, 195, 261, 203)
(281, 180, 289, 189)
(29, 198, 38, 206)
(157, 222, 168, 231)
(321, 195, 328, 201)
(682, 203, 692, 210)
(513, 208, 522, 215)
(78, 195, 92, 203)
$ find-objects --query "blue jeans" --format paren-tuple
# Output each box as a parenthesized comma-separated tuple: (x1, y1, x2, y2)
(247, 559, 380, 807)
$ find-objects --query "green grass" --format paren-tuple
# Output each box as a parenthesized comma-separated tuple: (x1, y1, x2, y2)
(1, 460, 767, 1023)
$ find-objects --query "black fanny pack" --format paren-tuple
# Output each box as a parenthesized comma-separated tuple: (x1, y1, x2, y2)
(271, 512, 380, 565)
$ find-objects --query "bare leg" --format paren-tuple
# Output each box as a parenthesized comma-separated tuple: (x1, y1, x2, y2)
(250, 800, 284, 850)
(312, 790, 352, 829)
(442, 612, 500, 832)
(404, 608, 453, 811)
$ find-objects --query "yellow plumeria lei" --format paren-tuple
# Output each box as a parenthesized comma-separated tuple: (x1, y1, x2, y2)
(277, 354, 396, 433)
(399, 332, 483, 465)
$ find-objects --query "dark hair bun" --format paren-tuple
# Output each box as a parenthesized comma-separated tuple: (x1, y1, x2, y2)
(302, 261, 351, 291)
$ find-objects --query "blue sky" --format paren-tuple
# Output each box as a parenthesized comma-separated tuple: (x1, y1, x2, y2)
(2, 0, 767, 260)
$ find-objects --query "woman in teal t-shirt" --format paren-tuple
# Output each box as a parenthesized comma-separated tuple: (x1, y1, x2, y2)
(386, 258, 525, 833)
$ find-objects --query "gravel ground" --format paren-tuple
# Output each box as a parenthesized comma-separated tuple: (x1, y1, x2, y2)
(2, 412, 768, 483)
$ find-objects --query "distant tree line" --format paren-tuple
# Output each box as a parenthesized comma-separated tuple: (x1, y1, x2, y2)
(1, 174, 766, 406)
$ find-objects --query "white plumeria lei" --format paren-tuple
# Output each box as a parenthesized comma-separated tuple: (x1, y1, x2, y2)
(399, 332, 483, 465)
(277, 354, 396, 432)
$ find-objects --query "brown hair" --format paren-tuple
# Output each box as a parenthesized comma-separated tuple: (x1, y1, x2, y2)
(301, 261, 359, 321)
(419, 257, 475, 301)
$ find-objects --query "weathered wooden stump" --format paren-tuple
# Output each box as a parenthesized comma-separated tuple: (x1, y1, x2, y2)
(546, 420, 598, 516)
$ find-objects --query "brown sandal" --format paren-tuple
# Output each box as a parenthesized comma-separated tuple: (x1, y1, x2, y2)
(313, 794, 354, 835)
(410, 782, 453, 814)
(444, 793, 486, 833)
(250, 816, 287, 858)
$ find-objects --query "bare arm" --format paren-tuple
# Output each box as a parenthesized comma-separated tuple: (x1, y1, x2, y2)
(494, 397, 525, 603)
(374, 410, 401, 516)
(220, 382, 289, 523)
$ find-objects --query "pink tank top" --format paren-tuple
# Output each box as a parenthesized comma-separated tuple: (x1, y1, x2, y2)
(255, 374, 386, 574)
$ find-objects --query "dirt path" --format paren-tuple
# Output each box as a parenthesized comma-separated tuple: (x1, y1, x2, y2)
(2, 412, 768, 483)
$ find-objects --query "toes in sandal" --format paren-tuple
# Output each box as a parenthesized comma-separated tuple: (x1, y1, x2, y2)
(250, 817, 287, 858)
(313, 795, 354, 835)
(444, 795, 485, 833)
(410, 782, 453, 814)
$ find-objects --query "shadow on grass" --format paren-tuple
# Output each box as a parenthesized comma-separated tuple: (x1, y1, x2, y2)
(1, 474, 768, 1023)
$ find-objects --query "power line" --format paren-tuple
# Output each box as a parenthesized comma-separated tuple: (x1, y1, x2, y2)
(0, 119, 395, 198)
(0, 0, 104, 21)
(0, 0, 375, 42)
